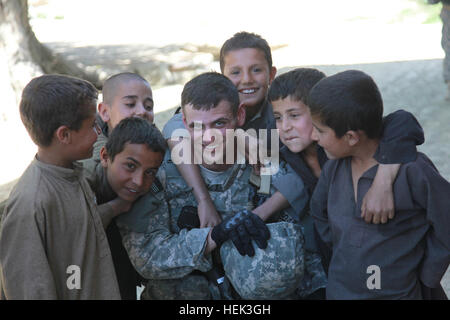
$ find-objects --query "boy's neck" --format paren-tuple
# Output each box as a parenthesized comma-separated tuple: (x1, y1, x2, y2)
(245, 99, 266, 122)
(37, 147, 74, 169)
(350, 138, 380, 171)
(350, 138, 379, 202)
(302, 143, 321, 178)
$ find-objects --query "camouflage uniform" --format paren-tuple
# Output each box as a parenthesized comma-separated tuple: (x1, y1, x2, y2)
(117, 150, 327, 300)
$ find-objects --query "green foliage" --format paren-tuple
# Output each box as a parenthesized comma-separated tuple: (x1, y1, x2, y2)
(393, 0, 442, 24)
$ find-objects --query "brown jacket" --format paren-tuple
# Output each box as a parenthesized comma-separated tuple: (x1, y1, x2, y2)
(0, 158, 121, 299)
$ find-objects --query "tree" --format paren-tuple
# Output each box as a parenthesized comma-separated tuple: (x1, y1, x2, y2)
(0, 0, 102, 105)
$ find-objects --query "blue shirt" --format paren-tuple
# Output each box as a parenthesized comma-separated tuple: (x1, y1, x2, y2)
(311, 153, 450, 299)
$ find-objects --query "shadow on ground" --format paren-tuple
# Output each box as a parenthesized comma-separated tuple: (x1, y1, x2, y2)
(46, 42, 220, 88)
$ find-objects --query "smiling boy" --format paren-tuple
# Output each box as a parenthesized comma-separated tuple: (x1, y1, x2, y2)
(99, 118, 165, 204)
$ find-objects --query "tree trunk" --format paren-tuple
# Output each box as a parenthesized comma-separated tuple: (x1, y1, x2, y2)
(0, 0, 102, 105)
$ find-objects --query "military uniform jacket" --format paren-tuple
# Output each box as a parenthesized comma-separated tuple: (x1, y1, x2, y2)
(117, 150, 319, 299)
(0, 158, 121, 299)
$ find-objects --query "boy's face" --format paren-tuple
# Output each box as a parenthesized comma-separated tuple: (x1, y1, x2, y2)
(101, 143, 163, 202)
(99, 79, 154, 130)
(69, 104, 101, 160)
(272, 96, 314, 153)
(182, 100, 245, 166)
(222, 48, 276, 119)
(311, 114, 350, 160)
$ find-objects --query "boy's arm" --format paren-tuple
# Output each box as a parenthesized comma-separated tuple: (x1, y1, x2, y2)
(116, 193, 213, 280)
(0, 206, 58, 299)
(81, 134, 108, 192)
(168, 139, 222, 228)
(252, 191, 289, 221)
(164, 113, 221, 228)
(97, 198, 134, 228)
(362, 110, 425, 224)
(254, 163, 309, 222)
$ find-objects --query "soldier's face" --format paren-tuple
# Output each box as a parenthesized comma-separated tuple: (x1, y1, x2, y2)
(100, 143, 163, 202)
(182, 100, 245, 165)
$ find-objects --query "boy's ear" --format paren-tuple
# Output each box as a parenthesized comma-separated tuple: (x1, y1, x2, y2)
(345, 130, 360, 147)
(55, 125, 71, 144)
(269, 66, 277, 85)
(98, 102, 111, 123)
(99, 146, 109, 168)
(181, 111, 188, 128)
(236, 103, 246, 127)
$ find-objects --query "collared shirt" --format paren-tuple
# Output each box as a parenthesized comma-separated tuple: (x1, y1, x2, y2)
(0, 158, 120, 299)
(311, 153, 450, 299)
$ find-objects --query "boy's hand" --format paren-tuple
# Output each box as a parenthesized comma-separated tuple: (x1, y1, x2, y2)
(110, 197, 134, 215)
(99, 197, 135, 228)
(198, 199, 222, 228)
(361, 164, 399, 224)
(361, 183, 395, 224)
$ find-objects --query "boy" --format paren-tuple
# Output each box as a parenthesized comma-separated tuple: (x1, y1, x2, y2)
(82, 72, 155, 300)
(98, 117, 166, 215)
(268, 68, 426, 273)
(0, 74, 126, 299)
(309, 70, 450, 299)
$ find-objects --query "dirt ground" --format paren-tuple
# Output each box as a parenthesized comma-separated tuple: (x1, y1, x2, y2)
(0, 0, 448, 297)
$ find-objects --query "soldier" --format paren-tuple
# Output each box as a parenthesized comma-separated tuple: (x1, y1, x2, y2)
(116, 72, 327, 299)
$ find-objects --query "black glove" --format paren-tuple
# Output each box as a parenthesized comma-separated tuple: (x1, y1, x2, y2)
(211, 209, 270, 257)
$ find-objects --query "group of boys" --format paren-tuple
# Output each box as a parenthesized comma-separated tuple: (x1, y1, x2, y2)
(0, 31, 449, 300)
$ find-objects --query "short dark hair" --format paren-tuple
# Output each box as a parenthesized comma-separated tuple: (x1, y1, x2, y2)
(219, 31, 272, 72)
(105, 117, 167, 162)
(308, 70, 383, 139)
(181, 72, 240, 115)
(268, 68, 326, 103)
(19, 74, 98, 147)
(102, 72, 150, 105)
